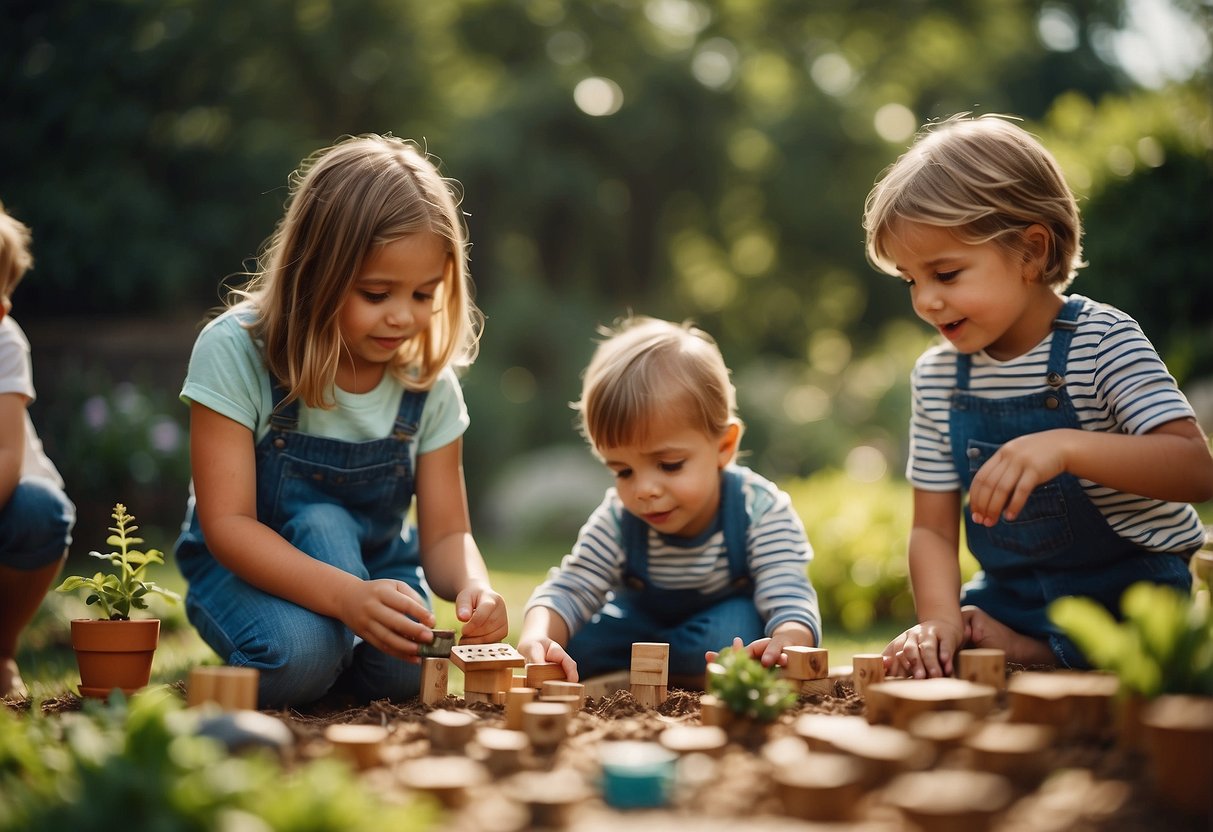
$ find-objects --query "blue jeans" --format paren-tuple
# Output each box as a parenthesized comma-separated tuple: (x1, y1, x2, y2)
(566, 593, 764, 679)
(180, 502, 428, 708)
(0, 477, 74, 570)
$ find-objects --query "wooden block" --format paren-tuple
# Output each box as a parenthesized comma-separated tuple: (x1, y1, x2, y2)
(957, 648, 1006, 691)
(699, 693, 732, 728)
(187, 666, 259, 710)
(474, 726, 530, 776)
(521, 701, 571, 750)
(659, 725, 728, 757)
(784, 646, 829, 681)
(420, 657, 448, 706)
(504, 770, 592, 829)
(793, 713, 932, 786)
(882, 770, 1013, 830)
(504, 687, 537, 730)
(773, 751, 866, 822)
(964, 722, 1054, 785)
(426, 709, 478, 752)
(449, 643, 525, 672)
(396, 756, 488, 808)
(581, 669, 630, 700)
(865, 677, 997, 729)
(907, 710, 977, 751)
(325, 723, 387, 770)
(541, 680, 585, 707)
(1007, 671, 1118, 739)
(630, 642, 670, 685)
(462, 666, 513, 694)
(1141, 694, 1213, 815)
(851, 653, 885, 699)
(524, 662, 566, 689)
(630, 683, 667, 708)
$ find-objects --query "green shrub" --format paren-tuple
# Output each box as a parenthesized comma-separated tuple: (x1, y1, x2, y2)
(705, 647, 798, 723)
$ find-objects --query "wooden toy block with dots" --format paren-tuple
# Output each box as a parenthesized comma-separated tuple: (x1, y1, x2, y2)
(449, 643, 525, 705)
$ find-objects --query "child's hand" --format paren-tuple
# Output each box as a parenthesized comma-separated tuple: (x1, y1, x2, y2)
(883, 618, 964, 679)
(337, 578, 436, 661)
(706, 623, 816, 668)
(517, 636, 579, 682)
(705, 636, 749, 666)
(453, 583, 508, 645)
(968, 430, 1070, 526)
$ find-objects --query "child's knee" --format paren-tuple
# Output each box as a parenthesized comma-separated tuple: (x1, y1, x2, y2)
(0, 479, 75, 569)
(245, 617, 350, 708)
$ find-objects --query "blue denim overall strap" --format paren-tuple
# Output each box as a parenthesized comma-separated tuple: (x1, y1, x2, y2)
(950, 297, 1190, 665)
(616, 467, 752, 627)
(257, 384, 428, 551)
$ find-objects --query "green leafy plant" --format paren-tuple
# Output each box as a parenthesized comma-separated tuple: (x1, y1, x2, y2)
(1050, 582, 1213, 698)
(705, 646, 799, 722)
(55, 503, 180, 620)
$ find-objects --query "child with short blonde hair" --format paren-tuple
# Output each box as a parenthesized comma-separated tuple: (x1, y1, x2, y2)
(519, 316, 821, 681)
(175, 135, 505, 707)
(864, 114, 1213, 675)
(0, 200, 75, 699)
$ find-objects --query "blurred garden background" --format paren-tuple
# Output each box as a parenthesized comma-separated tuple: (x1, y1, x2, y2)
(2, 0, 1211, 687)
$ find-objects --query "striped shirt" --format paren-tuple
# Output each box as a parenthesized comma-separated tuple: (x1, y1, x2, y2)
(525, 465, 822, 642)
(908, 294, 1205, 554)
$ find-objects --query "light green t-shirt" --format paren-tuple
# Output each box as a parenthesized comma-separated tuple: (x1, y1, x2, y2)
(180, 308, 469, 460)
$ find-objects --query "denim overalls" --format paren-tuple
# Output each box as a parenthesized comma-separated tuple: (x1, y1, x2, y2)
(566, 467, 764, 678)
(953, 298, 1191, 666)
(176, 385, 431, 707)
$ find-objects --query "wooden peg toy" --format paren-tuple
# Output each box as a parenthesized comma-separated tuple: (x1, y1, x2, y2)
(957, 648, 1006, 691)
(324, 723, 388, 770)
(187, 666, 259, 711)
(521, 701, 572, 752)
(851, 653, 886, 699)
(541, 680, 586, 708)
(419, 657, 448, 706)
(425, 708, 478, 753)
(505, 686, 538, 730)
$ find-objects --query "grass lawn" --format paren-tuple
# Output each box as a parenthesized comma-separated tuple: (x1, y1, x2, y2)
(14, 543, 903, 702)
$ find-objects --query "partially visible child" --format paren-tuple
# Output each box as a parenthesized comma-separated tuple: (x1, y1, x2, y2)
(518, 316, 821, 682)
(175, 135, 506, 708)
(0, 200, 75, 699)
(863, 114, 1213, 676)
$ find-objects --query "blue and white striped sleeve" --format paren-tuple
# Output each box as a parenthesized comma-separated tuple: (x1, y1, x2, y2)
(1094, 319, 1195, 435)
(906, 353, 961, 491)
(523, 491, 626, 637)
(745, 478, 822, 644)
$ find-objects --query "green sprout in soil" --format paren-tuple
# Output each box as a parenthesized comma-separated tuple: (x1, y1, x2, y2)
(706, 646, 798, 722)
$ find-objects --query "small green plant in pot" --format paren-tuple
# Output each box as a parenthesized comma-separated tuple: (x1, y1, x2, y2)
(55, 503, 180, 699)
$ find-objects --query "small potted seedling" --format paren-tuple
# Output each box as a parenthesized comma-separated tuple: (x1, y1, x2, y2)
(1051, 581, 1213, 815)
(703, 646, 798, 744)
(55, 503, 181, 698)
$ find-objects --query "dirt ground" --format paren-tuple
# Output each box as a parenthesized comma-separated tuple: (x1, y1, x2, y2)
(153, 672, 1209, 832)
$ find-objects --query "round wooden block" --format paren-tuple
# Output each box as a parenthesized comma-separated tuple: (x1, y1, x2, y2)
(794, 713, 932, 785)
(324, 723, 387, 770)
(1007, 671, 1118, 738)
(541, 680, 585, 706)
(187, 666, 259, 710)
(964, 722, 1054, 784)
(761, 735, 809, 767)
(1142, 694, 1213, 815)
(425, 708, 478, 752)
(883, 770, 1013, 832)
(865, 677, 997, 729)
(957, 648, 1006, 691)
(396, 756, 488, 808)
(473, 726, 531, 776)
(522, 701, 571, 750)
(774, 751, 866, 822)
(504, 769, 592, 828)
(505, 686, 538, 731)
(906, 710, 977, 751)
(659, 725, 728, 757)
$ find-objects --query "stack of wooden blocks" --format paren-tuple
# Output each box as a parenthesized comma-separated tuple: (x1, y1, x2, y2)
(784, 646, 832, 696)
(630, 642, 669, 707)
(449, 643, 526, 705)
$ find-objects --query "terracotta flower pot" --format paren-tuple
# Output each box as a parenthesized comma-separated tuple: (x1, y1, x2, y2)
(70, 618, 160, 698)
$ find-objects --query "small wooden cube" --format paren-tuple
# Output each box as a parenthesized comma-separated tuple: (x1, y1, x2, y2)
(851, 654, 886, 699)
(784, 646, 829, 681)
(958, 648, 1006, 691)
(524, 662, 566, 689)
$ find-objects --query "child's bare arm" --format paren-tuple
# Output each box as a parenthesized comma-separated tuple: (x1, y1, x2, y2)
(414, 438, 508, 644)
(190, 403, 437, 658)
(969, 418, 1213, 527)
(884, 489, 965, 678)
(0, 393, 25, 509)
